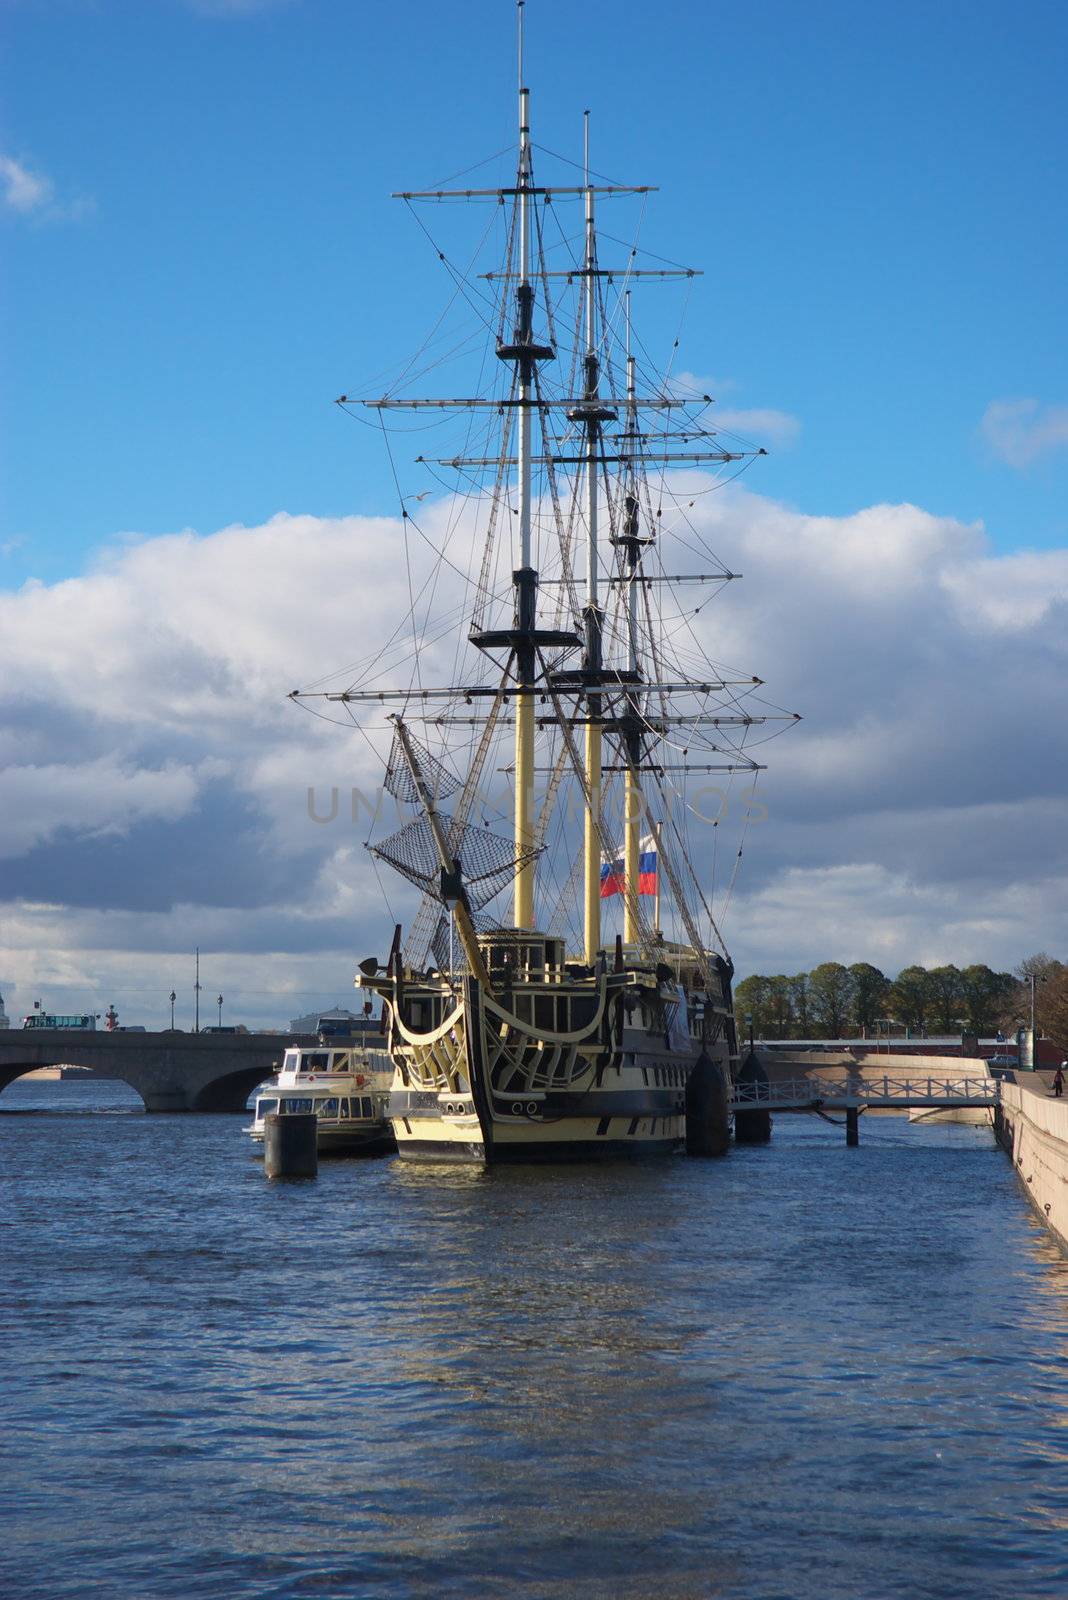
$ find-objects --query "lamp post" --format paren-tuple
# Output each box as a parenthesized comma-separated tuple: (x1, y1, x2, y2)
(217, 994, 224, 1028)
(169, 990, 176, 1029)
(194, 947, 201, 1033)
(745, 1012, 754, 1053)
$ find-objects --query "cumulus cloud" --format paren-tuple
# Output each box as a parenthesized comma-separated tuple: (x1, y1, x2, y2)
(666, 371, 799, 446)
(0, 759, 199, 858)
(980, 398, 1068, 468)
(0, 488, 1064, 1023)
(712, 408, 800, 446)
(0, 154, 52, 214)
(0, 151, 93, 223)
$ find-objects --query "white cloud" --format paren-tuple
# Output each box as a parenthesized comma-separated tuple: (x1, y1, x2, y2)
(712, 407, 800, 446)
(0, 154, 52, 214)
(0, 151, 93, 223)
(0, 759, 199, 858)
(980, 398, 1068, 469)
(665, 372, 799, 446)
(1, 487, 1065, 1022)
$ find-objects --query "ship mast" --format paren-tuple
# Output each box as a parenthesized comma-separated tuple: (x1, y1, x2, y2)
(513, 1, 537, 930)
(304, 4, 798, 972)
(577, 112, 615, 964)
(622, 291, 644, 944)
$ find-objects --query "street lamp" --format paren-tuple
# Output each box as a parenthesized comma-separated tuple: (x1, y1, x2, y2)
(745, 1012, 754, 1052)
(169, 990, 176, 1029)
(217, 994, 224, 1028)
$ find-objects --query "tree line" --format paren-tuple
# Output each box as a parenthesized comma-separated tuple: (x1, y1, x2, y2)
(733, 954, 1068, 1042)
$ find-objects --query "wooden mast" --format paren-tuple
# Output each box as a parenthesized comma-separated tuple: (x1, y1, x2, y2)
(513, 4, 536, 930)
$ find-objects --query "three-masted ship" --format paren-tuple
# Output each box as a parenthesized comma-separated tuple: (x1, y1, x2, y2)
(293, 7, 796, 1163)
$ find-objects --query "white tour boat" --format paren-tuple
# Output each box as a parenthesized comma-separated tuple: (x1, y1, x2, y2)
(246, 1025, 394, 1155)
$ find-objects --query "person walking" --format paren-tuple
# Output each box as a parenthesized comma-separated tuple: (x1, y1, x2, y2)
(1053, 1063, 1065, 1099)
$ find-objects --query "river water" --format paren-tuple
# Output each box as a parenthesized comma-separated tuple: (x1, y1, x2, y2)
(1, 1078, 1066, 1600)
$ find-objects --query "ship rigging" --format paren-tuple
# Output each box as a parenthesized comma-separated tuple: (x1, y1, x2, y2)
(290, 3, 798, 1162)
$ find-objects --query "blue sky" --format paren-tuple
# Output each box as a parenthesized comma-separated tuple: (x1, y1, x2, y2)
(2, 0, 1067, 1026)
(4, 0, 1067, 583)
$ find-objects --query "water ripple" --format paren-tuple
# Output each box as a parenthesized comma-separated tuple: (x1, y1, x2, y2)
(2, 1080, 1067, 1598)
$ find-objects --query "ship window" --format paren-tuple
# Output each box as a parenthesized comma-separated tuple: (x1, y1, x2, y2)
(523, 943, 545, 976)
(338, 1098, 350, 1117)
(512, 994, 532, 1025)
(403, 996, 441, 1031)
(319, 1098, 339, 1118)
(534, 995, 557, 1032)
(283, 1097, 313, 1113)
(258, 1098, 278, 1116)
(302, 1052, 330, 1073)
(283, 1051, 301, 1071)
(361, 1096, 374, 1118)
(570, 995, 597, 1032)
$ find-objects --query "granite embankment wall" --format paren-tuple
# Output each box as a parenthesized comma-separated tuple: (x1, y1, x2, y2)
(996, 1079, 1068, 1251)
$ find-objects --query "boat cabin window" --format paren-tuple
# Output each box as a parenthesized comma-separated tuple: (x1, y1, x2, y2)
(283, 1050, 301, 1072)
(360, 1096, 374, 1118)
(281, 1097, 314, 1113)
(257, 1097, 278, 1116)
(319, 1098, 339, 1118)
(302, 1052, 330, 1073)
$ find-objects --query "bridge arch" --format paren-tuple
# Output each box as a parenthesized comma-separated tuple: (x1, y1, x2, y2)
(190, 1063, 274, 1113)
(0, 1056, 153, 1108)
(0, 1031, 303, 1113)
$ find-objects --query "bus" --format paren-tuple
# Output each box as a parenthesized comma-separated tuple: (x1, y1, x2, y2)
(22, 1013, 97, 1031)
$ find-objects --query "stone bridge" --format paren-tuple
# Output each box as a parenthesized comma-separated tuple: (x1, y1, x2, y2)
(0, 1030, 315, 1112)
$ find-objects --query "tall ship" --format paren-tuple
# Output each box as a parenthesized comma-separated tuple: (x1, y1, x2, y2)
(293, 5, 796, 1162)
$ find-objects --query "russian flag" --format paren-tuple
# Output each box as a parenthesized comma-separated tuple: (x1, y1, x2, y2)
(638, 835, 658, 896)
(600, 852, 625, 899)
(600, 835, 657, 898)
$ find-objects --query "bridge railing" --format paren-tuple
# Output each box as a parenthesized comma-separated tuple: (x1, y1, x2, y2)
(730, 1075, 1000, 1109)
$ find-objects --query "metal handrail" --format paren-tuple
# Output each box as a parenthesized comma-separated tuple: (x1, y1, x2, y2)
(730, 1075, 1000, 1108)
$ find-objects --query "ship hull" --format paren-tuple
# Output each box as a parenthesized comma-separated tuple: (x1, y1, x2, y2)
(396, 1132, 684, 1164)
(381, 963, 731, 1164)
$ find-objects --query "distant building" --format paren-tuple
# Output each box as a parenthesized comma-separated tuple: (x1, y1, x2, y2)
(0, 992, 8, 1029)
(288, 1006, 365, 1035)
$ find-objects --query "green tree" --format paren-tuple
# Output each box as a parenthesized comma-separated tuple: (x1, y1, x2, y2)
(849, 963, 890, 1033)
(889, 965, 931, 1032)
(766, 975, 794, 1039)
(734, 976, 772, 1042)
(808, 962, 854, 1037)
(960, 965, 1016, 1035)
(788, 973, 811, 1035)
(926, 965, 966, 1034)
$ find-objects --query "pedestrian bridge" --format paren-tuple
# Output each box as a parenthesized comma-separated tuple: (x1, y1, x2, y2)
(0, 1030, 313, 1112)
(731, 1074, 1000, 1113)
